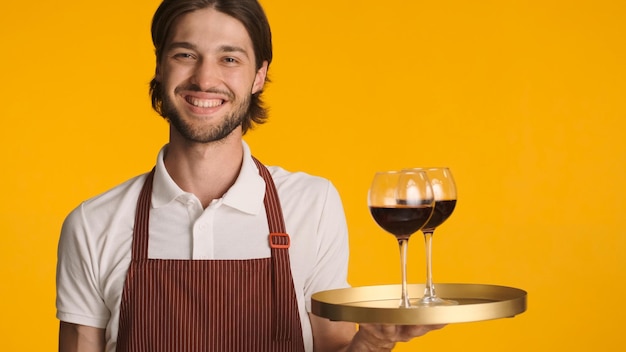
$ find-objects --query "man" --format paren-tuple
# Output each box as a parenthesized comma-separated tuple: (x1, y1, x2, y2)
(56, 0, 443, 351)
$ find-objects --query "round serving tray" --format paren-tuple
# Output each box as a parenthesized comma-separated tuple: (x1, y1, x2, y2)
(311, 283, 527, 325)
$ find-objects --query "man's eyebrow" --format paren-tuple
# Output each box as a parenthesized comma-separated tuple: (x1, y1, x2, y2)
(218, 45, 250, 58)
(166, 41, 197, 51)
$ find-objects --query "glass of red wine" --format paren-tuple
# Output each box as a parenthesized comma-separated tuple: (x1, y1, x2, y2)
(368, 170, 434, 308)
(405, 167, 458, 306)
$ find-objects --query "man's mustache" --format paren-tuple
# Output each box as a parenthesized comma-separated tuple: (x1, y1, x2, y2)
(175, 84, 235, 100)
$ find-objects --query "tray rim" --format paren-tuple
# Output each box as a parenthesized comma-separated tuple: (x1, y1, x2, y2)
(311, 283, 527, 325)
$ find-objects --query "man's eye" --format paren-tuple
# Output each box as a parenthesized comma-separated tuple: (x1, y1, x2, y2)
(223, 57, 238, 64)
(174, 53, 195, 60)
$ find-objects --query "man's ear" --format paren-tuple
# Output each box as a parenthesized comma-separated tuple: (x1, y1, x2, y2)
(251, 61, 269, 94)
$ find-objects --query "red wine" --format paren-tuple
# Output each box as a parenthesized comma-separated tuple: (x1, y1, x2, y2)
(422, 199, 456, 232)
(370, 205, 433, 238)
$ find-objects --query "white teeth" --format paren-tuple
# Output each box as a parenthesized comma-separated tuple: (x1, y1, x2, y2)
(189, 98, 223, 108)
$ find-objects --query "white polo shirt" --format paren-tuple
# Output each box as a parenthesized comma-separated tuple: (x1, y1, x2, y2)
(56, 141, 350, 352)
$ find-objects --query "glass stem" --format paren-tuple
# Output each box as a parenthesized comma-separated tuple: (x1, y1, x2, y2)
(423, 230, 436, 299)
(398, 238, 411, 308)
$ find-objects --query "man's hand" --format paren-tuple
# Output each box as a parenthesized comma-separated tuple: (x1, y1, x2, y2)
(347, 323, 446, 351)
(308, 313, 446, 351)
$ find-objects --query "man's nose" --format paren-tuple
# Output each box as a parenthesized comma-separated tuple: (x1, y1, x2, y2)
(191, 59, 223, 91)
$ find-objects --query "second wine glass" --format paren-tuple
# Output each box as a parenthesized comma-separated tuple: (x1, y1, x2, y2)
(406, 167, 458, 306)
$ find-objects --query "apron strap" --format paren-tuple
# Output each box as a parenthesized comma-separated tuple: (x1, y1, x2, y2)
(131, 168, 155, 261)
(252, 157, 296, 342)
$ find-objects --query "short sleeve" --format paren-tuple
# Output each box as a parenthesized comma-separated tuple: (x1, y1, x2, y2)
(56, 204, 110, 328)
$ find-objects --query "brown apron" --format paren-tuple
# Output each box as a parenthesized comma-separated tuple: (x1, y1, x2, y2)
(116, 158, 305, 352)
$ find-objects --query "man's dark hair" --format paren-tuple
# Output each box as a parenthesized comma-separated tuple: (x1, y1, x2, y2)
(149, 0, 273, 134)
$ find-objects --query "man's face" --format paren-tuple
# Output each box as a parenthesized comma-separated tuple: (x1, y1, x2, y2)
(156, 7, 268, 144)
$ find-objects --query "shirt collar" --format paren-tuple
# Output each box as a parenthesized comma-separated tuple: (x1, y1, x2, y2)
(151, 141, 266, 215)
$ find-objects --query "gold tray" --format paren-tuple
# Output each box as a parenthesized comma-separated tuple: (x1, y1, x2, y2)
(311, 283, 527, 325)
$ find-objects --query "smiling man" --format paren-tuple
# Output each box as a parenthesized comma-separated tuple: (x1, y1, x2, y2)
(56, 1, 443, 351)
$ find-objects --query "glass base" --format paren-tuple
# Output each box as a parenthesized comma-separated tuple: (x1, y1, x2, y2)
(414, 296, 458, 307)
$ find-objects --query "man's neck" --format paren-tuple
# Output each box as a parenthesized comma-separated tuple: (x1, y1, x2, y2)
(164, 129, 244, 208)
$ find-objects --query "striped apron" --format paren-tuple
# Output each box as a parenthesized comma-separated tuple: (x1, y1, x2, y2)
(116, 158, 305, 352)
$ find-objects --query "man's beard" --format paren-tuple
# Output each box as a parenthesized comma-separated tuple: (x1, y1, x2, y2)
(161, 86, 251, 144)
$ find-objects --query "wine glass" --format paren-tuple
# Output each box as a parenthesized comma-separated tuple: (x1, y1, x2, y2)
(406, 167, 458, 306)
(368, 170, 434, 308)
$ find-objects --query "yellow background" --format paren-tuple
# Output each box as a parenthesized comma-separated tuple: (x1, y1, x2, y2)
(1, 0, 624, 350)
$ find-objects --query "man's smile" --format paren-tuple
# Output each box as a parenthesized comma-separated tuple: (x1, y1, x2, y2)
(185, 96, 225, 108)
